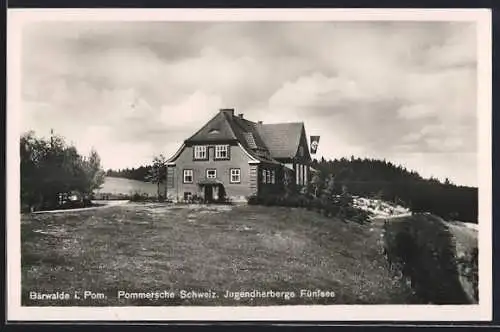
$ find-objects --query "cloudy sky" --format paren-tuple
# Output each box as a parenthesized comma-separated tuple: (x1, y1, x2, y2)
(21, 21, 478, 186)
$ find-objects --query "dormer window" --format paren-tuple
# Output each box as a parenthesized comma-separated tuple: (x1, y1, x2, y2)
(215, 145, 229, 160)
(209, 128, 220, 135)
(193, 145, 208, 160)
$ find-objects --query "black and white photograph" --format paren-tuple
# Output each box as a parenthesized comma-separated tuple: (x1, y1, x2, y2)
(7, 9, 492, 321)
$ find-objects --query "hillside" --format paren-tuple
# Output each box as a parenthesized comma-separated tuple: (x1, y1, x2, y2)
(106, 166, 152, 182)
(95, 176, 160, 196)
(22, 203, 417, 306)
(382, 212, 478, 304)
(312, 157, 477, 223)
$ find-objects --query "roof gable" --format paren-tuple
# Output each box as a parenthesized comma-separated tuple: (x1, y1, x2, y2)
(296, 125, 312, 162)
(185, 111, 238, 143)
(180, 109, 310, 165)
(256, 122, 306, 160)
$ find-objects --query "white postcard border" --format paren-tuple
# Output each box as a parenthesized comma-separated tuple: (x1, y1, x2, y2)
(6, 8, 493, 322)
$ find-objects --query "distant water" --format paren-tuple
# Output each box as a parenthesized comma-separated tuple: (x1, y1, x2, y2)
(95, 176, 160, 195)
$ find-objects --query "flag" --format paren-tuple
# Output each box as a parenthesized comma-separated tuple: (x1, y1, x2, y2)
(310, 136, 320, 154)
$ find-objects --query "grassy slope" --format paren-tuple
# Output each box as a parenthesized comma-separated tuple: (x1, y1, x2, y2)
(22, 203, 414, 306)
(381, 213, 478, 304)
(95, 176, 160, 196)
(444, 220, 478, 303)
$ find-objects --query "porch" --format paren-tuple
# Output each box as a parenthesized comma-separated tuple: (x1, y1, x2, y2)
(197, 179, 227, 203)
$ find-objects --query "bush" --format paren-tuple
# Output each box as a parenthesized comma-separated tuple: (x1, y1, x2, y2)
(247, 195, 259, 205)
(247, 192, 371, 225)
(130, 192, 148, 202)
(383, 214, 473, 304)
(456, 247, 479, 302)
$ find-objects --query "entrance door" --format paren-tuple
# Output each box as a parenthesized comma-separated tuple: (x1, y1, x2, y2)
(204, 185, 213, 203)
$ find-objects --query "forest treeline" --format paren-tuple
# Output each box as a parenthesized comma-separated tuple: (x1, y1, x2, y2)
(311, 157, 477, 223)
(106, 166, 152, 181)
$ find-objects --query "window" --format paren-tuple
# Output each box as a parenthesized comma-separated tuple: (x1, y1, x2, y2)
(261, 169, 267, 184)
(183, 169, 193, 183)
(215, 145, 229, 159)
(194, 145, 207, 160)
(296, 164, 300, 185)
(206, 169, 217, 179)
(266, 169, 271, 184)
(208, 128, 220, 134)
(271, 170, 276, 184)
(230, 168, 241, 183)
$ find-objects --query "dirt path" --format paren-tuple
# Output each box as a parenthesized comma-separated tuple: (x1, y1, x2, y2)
(31, 200, 129, 214)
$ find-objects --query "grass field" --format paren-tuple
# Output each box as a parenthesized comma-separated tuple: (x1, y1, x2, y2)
(21, 203, 416, 306)
(95, 176, 160, 196)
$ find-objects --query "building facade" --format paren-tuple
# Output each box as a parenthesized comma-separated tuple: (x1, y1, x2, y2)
(166, 108, 313, 203)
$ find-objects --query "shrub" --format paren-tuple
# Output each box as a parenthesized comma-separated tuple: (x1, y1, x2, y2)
(297, 195, 310, 208)
(130, 192, 148, 202)
(310, 197, 323, 212)
(248, 192, 371, 225)
(456, 247, 478, 302)
(247, 195, 259, 205)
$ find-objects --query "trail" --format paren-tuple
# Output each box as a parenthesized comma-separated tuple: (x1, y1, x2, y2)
(31, 200, 129, 214)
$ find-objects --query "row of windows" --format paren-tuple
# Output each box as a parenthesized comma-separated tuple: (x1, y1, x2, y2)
(183, 168, 241, 184)
(193, 145, 229, 160)
(261, 169, 276, 184)
(296, 164, 308, 185)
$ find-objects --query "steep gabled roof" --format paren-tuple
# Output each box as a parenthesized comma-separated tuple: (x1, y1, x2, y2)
(256, 122, 305, 160)
(242, 132, 257, 149)
(180, 109, 308, 165)
(185, 111, 238, 143)
(227, 116, 268, 151)
(183, 110, 281, 165)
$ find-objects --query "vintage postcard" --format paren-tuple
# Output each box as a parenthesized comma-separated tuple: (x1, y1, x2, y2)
(6, 8, 492, 322)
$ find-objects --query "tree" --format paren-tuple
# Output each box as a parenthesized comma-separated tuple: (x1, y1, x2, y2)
(310, 171, 322, 197)
(146, 154, 167, 199)
(20, 130, 106, 211)
(322, 173, 336, 198)
(83, 148, 106, 194)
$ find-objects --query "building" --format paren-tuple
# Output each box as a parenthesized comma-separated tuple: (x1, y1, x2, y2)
(166, 108, 314, 203)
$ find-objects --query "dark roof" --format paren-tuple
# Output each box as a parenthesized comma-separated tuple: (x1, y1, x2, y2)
(256, 122, 304, 159)
(185, 111, 238, 143)
(184, 110, 305, 164)
(228, 116, 268, 151)
(242, 132, 257, 149)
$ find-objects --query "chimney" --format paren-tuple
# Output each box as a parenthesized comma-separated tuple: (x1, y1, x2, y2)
(258, 121, 263, 124)
(238, 113, 244, 118)
(220, 108, 235, 116)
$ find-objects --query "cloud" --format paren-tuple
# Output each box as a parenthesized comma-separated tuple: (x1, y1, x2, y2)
(20, 21, 478, 186)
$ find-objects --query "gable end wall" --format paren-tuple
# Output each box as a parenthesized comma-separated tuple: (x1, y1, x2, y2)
(167, 143, 257, 202)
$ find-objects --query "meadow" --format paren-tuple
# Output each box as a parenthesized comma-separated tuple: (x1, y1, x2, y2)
(21, 203, 416, 306)
(95, 176, 160, 196)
